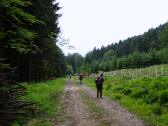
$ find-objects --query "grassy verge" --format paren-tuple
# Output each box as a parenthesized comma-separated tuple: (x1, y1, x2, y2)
(13, 78, 65, 126)
(80, 91, 111, 126)
(84, 76, 168, 126)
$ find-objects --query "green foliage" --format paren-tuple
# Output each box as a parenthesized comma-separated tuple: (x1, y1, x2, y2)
(105, 84, 112, 90)
(131, 88, 148, 98)
(122, 87, 132, 95)
(112, 85, 124, 93)
(0, 62, 11, 70)
(160, 25, 168, 47)
(16, 27, 37, 40)
(66, 65, 74, 74)
(66, 53, 84, 73)
(0, 31, 6, 39)
(81, 23, 168, 73)
(146, 90, 159, 104)
(151, 80, 167, 90)
(0, 0, 42, 53)
(113, 93, 122, 100)
(84, 69, 168, 126)
(0, 69, 31, 126)
(25, 78, 65, 116)
(20, 78, 65, 125)
(5, 0, 31, 6)
(152, 103, 162, 115)
(1, 1, 66, 125)
(1, 0, 66, 81)
(102, 49, 116, 61)
(9, 6, 42, 24)
(158, 90, 168, 104)
(157, 48, 168, 63)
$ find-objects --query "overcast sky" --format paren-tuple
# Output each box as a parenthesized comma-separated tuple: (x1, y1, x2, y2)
(58, 0, 168, 56)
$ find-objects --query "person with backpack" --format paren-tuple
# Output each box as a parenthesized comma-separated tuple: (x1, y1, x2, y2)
(79, 74, 83, 84)
(95, 73, 104, 98)
(69, 74, 72, 79)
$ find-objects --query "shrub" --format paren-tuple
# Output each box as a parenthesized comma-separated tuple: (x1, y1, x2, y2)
(123, 87, 132, 95)
(112, 85, 124, 93)
(106, 84, 112, 90)
(151, 80, 167, 90)
(113, 93, 122, 100)
(158, 90, 168, 105)
(131, 88, 148, 98)
(142, 77, 152, 82)
(152, 103, 162, 115)
(146, 90, 159, 104)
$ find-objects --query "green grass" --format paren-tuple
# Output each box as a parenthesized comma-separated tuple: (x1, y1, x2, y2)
(84, 76, 168, 126)
(13, 78, 65, 126)
(80, 91, 111, 126)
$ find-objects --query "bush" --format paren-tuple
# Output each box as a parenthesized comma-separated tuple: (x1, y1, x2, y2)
(151, 80, 167, 90)
(131, 88, 148, 98)
(146, 90, 159, 104)
(152, 103, 162, 115)
(106, 84, 112, 90)
(142, 77, 152, 82)
(113, 93, 122, 100)
(123, 87, 132, 95)
(159, 90, 168, 104)
(112, 85, 124, 93)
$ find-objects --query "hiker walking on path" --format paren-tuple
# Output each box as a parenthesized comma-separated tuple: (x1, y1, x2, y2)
(79, 74, 83, 84)
(95, 73, 104, 98)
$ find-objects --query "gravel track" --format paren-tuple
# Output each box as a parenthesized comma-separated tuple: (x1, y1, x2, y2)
(55, 80, 149, 126)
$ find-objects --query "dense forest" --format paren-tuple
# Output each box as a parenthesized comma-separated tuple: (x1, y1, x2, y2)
(0, 0, 66, 125)
(0, 0, 66, 82)
(66, 23, 168, 74)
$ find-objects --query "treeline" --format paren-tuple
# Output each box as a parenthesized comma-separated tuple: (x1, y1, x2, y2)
(66, 23, 168, 73)
(0, 0, 66, 125)
(66, 53, 84, 74)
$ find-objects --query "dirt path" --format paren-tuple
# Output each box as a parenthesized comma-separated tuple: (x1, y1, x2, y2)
(55, 80, 98, 126)
(56, 80, 149, 126)
(81, 84, 149, 126)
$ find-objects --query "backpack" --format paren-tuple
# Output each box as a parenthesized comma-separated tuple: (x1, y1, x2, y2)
(95, 77, 100, 87)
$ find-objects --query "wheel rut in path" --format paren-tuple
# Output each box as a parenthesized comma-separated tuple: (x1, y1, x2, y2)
(55, 80, 98, 126)
(81, 84, 150, 126)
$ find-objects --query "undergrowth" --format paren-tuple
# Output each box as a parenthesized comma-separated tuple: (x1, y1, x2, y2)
(84, 76, 168, 126)
(13, 78, 65, 126)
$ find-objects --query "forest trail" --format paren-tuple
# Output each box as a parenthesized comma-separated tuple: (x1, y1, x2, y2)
(55, 80, 149, 126)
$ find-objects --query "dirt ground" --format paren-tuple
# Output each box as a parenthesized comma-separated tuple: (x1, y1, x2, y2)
(55, 80, 149, 126)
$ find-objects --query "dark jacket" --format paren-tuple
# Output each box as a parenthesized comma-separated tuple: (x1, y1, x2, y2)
(79, 75, 83, 80)
(95, 77, 104, 89)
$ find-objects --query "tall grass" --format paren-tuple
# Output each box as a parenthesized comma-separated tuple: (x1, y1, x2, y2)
(91, 64, 168, 78)
(13, 78, 65, 126)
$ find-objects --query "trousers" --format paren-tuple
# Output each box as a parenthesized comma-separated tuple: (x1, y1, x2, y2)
(97, 88, 102, 98)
